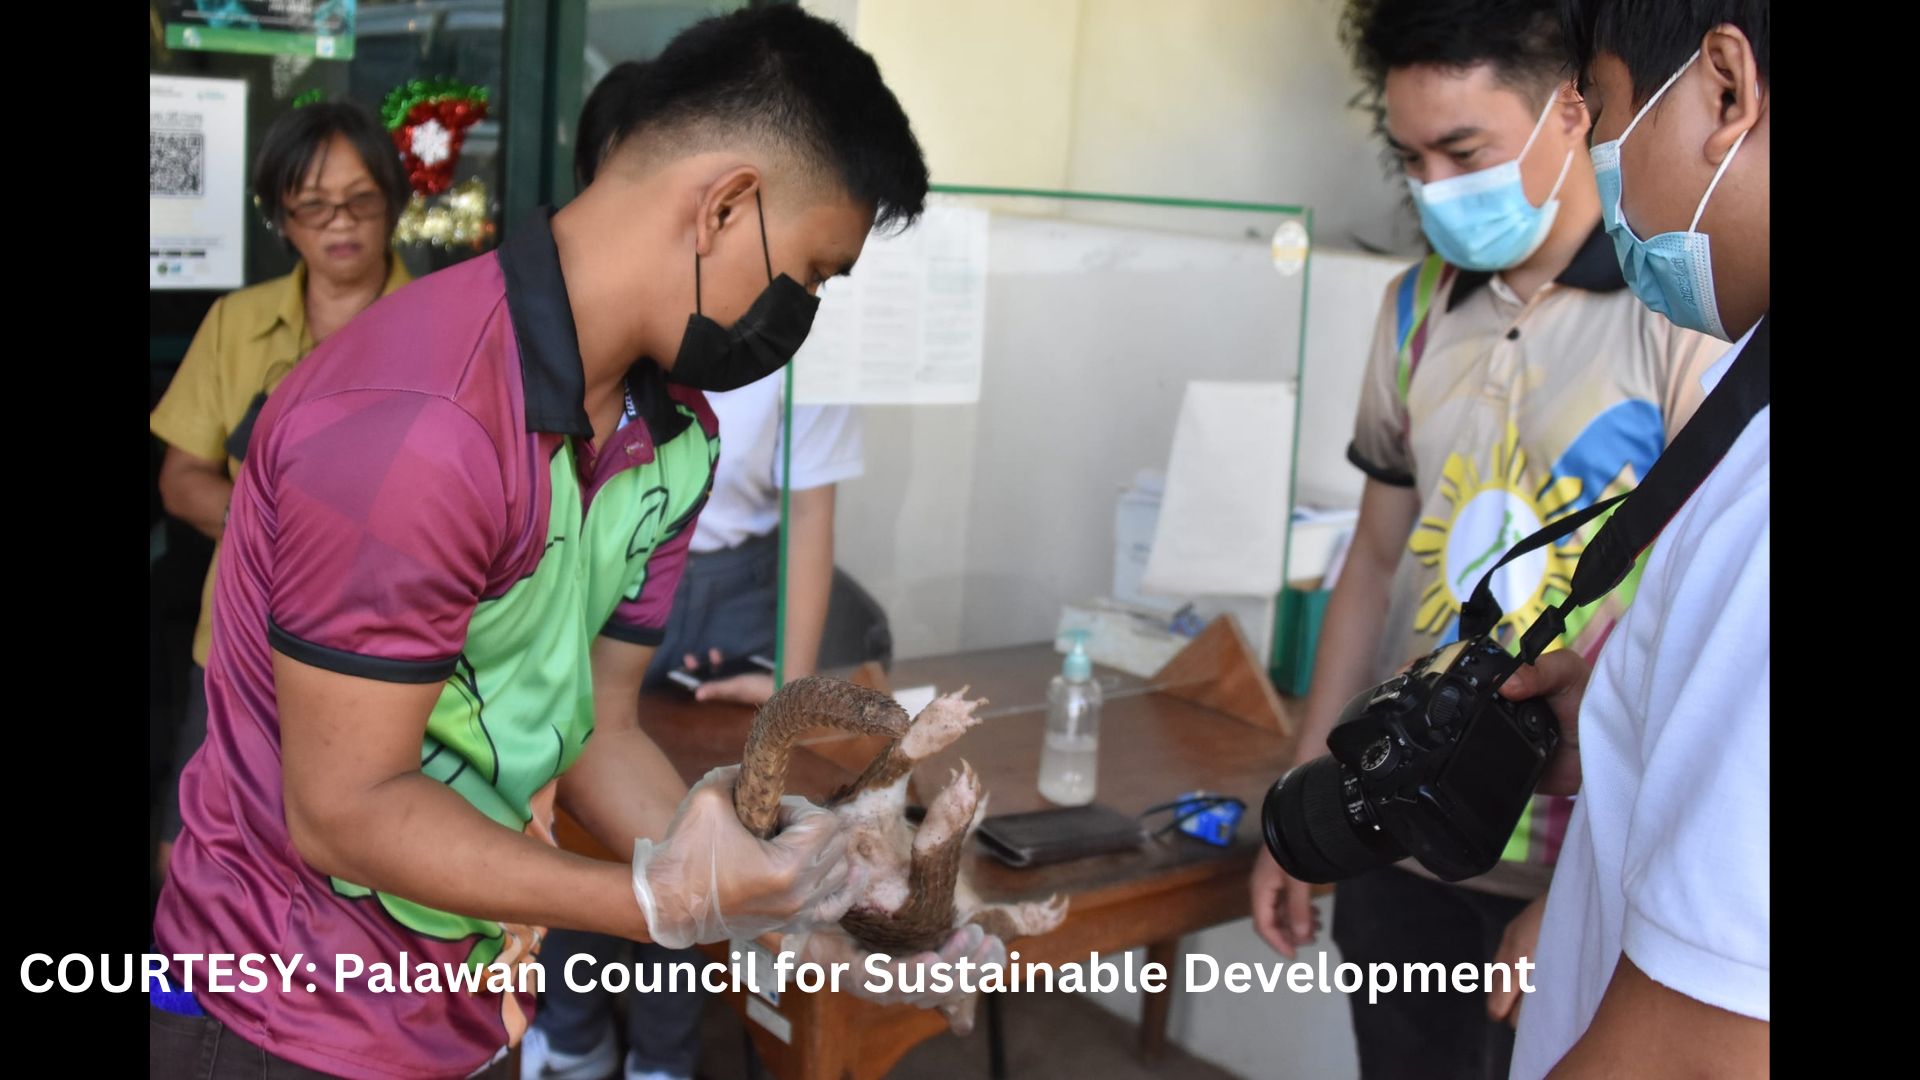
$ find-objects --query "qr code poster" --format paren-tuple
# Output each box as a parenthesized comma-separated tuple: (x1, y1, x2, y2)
(151, 75, 247, 290)
(151, 130, 205, 198)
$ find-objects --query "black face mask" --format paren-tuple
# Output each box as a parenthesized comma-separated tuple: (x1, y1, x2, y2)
(667, 190, 820, 392)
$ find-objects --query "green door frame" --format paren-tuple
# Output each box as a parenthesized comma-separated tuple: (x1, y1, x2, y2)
(502, 0, 795, 232)
(501, 0, 587, 234)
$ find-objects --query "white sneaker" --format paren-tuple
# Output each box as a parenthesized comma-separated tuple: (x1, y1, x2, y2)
(623, 1052, 691, 1080)
(520, 1024, 620, 1080)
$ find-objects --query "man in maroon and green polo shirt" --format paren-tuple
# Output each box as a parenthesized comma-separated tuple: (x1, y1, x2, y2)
(152, 10, 936, 1078)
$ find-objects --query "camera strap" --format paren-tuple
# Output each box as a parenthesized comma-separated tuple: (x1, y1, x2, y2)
(1459, 316, 1770, 667)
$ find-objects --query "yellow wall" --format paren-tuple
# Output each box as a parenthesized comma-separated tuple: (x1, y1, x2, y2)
(850, 0, 1084, 189)
(819, 0, 1405, 247)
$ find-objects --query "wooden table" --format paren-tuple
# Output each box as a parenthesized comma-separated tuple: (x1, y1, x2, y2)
(557, 642, 1301, 1080)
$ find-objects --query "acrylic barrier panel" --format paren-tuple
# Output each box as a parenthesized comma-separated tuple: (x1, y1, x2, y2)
(773, 190, 1311, 688)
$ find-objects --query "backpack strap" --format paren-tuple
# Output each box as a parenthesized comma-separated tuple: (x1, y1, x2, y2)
(1394, 253, 1454, 401)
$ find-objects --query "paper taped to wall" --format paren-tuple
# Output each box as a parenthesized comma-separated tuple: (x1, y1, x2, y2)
(790, 204, 989, 405)
(1141, 381, 1296, 598)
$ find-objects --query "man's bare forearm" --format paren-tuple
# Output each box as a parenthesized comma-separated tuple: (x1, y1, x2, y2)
(557, 720, 690, 854)
(159, 447, 232, 541)
(289, 770, 649, 941)
(1292, 481, 1421, 762)
(780, 485, 837, 679)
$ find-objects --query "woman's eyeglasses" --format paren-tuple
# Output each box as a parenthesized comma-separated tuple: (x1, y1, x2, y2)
(287, 191, 387, 228)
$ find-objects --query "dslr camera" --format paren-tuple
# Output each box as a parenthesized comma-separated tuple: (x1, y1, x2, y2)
(1261, 635, 1558, 883)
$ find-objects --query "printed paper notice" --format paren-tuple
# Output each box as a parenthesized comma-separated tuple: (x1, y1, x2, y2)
(790, 204, 988, 405)
(1141, 381, 1297, 598)
(151, 76, 248, 290)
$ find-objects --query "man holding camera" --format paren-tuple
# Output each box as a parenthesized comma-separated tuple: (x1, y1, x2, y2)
(1498, 2, 1770, 1075)
(1249, 2, 1720, 1076)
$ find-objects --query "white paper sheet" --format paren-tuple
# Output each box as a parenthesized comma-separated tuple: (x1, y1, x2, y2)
(151, 75, 248, 290)
(790, 205, 988, 405)
(1141, 381, 1297, 597)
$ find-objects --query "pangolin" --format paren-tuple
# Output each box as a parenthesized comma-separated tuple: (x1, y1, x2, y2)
(733, 676, 1069, 1020)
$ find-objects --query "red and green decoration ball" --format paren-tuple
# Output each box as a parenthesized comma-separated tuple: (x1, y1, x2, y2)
(382, 78, 490, 197)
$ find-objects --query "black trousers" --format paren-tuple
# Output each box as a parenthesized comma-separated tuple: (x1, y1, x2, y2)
(641, 531, 779, 689)
(1332, 866, 1529, 1080)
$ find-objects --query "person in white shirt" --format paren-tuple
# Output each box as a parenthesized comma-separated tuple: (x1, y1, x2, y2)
(1499, 3, 1769, 1075)
(642, 369, 863, 705)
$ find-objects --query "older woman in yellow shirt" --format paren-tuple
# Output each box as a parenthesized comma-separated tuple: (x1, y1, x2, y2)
(150, 100, 412, 874)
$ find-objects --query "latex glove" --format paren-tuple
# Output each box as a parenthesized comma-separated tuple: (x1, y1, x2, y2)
(631, 766, 857, 949)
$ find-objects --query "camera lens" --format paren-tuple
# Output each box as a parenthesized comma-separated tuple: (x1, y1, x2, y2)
(1261, 755, 1403, 883)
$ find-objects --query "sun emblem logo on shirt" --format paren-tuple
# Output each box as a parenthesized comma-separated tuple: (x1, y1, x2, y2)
(1408, 424, 1585, 642)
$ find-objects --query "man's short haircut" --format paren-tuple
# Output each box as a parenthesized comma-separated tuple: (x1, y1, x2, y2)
(1342, 0, 1572, 120)
(589, 6, 928, 229)
(1562, 0, 1768, 103)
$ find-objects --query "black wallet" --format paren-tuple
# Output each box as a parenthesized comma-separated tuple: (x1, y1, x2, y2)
(974, 804, 1147, 868)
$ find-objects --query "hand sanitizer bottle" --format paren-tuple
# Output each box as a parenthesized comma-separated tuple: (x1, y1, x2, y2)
(1038, 633, 1102, 806)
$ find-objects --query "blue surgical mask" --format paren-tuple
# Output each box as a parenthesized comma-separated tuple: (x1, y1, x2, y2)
(1591, 50, 1749, 341)
(1407, 94, 1574, 272)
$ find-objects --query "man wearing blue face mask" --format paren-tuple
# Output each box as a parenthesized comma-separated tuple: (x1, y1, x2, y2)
(1248, 2, 1724, 1077)
(1497, 1, 1770, 1076)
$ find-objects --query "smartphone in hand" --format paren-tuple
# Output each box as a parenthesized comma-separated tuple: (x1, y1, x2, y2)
(666, 653, 777, 693)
